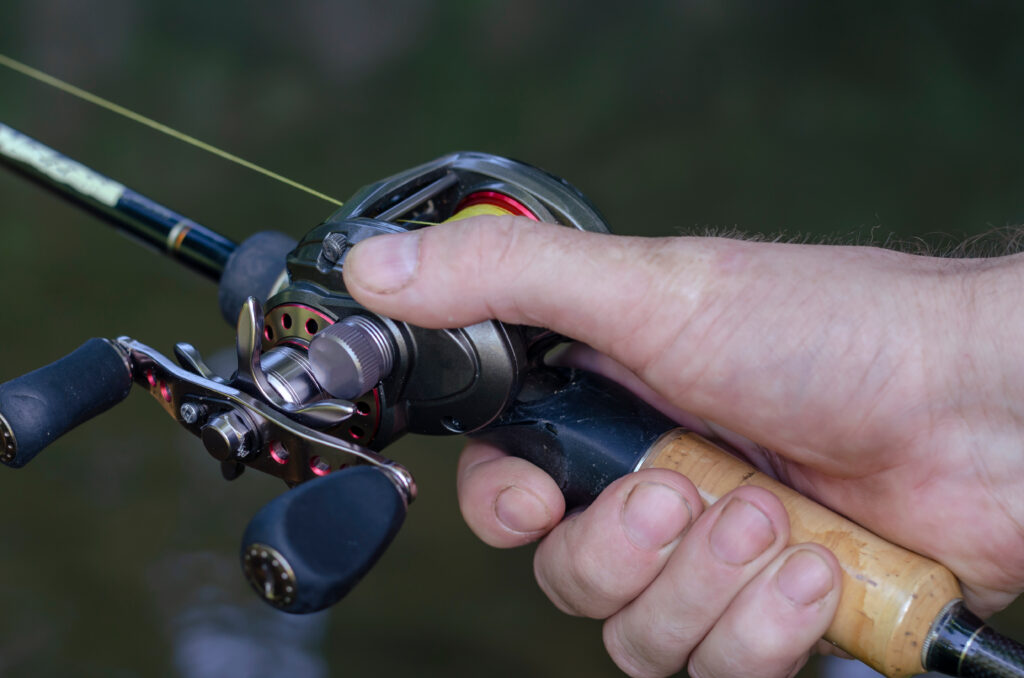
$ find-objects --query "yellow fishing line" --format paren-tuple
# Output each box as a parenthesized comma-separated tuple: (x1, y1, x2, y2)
(0, 52, 343, 206)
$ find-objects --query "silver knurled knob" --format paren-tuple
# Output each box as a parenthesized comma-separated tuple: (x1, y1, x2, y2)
(308, 315, 395, 399)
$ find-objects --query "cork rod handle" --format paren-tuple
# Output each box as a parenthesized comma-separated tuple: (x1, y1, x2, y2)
(643, 430, 961, 678)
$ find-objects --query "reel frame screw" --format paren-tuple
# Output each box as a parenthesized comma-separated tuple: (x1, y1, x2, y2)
(179, 401, 207, 425)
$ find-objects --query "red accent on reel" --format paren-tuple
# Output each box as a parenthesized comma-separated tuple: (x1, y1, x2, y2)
(457, 190, 539, 221)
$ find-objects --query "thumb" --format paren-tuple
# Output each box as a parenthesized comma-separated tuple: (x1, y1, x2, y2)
(343, 216, 948, 469)
(342, 216, 718, 373)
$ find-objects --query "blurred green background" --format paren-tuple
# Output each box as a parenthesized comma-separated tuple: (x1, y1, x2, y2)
(1, 2, 1024, 677)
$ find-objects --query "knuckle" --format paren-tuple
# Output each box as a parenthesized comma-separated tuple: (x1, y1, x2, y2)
(688, 649, 766, 678)
(534, 518, 626, 618)
(603, 618, 672, 678)
(563, 549, 618, 614)
(714, 617, 808, 675)
(532, 546, 585, 616)
(466, 216, 543, 321)
(473, 215, 530, 270)
(605, 604, 709, 678)
(785, 654, 811, 678)
(687, 657, 712, 678)
(741, 634, 794, 667)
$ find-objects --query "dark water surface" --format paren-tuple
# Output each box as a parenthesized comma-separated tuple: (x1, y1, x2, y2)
(1, 3, 1023, 677)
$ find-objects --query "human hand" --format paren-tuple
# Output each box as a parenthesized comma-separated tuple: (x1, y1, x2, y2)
(342, 216, 1024, 677)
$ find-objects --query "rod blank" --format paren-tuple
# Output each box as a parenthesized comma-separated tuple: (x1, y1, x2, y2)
(0, 122, 236, 280)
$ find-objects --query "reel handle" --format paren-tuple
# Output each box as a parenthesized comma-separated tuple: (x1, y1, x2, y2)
(0, 338, 133, 468)
(240, 465, 407, 614)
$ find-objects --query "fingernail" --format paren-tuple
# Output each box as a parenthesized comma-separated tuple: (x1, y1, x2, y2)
(709, 498, 776, 565)
(777, 549, 835, 605)
(495, 486, 550, 534)
(622, 482, 693, 551)
(346, 233, 421, 293)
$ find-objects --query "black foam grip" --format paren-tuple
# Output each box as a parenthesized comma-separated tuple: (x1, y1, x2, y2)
(218, 231, 297, 324)
(0, 338, 133, 468)
(240, 465, 406, 614)
(473, 368, 677, 509)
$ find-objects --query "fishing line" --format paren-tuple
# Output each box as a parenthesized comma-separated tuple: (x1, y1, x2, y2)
(0, 52, 344, 206)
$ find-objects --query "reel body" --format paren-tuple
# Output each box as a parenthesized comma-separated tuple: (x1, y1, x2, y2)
(0, 151, 628, 613)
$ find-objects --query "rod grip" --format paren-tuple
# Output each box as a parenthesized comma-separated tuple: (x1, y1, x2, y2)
(644, 430, 961, 678)
(0, 338, 133, 468)
(474, 369, 675, 508)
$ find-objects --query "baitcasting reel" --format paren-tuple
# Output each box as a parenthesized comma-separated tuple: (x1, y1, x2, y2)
(0, 150, 630, 614)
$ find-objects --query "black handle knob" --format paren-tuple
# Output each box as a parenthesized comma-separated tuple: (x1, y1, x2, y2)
(0, 338, 133, 468)
(240, 465, 407, 614)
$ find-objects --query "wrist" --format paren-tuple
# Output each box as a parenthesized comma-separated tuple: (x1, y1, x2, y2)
(960, 253, 1024, 412)
(950, 253, 1024, 613)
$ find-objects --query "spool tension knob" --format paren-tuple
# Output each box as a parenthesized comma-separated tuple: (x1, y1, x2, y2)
(308, 316, 394, 399)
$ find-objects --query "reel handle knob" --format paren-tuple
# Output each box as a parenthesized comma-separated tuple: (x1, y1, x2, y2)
(0, 338, 133, 468)
(240, 465, 407, 614)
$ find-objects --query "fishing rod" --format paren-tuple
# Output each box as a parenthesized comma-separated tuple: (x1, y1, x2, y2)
(0, 122, 236, 280)
(2, 58, 1023, 678)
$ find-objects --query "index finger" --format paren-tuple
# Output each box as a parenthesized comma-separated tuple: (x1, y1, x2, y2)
(456, 440, 565, 548)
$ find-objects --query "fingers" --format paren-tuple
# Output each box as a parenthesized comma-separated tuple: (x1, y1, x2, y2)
(684, 545, 841, 678)
(532, 469, 702, 618)
(457, 439, 840, 678)
(456, 441, 564, 547)
(598, 487, 838, 678)
(521, 475, 841, 678)
(597, 485, 787, 676)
